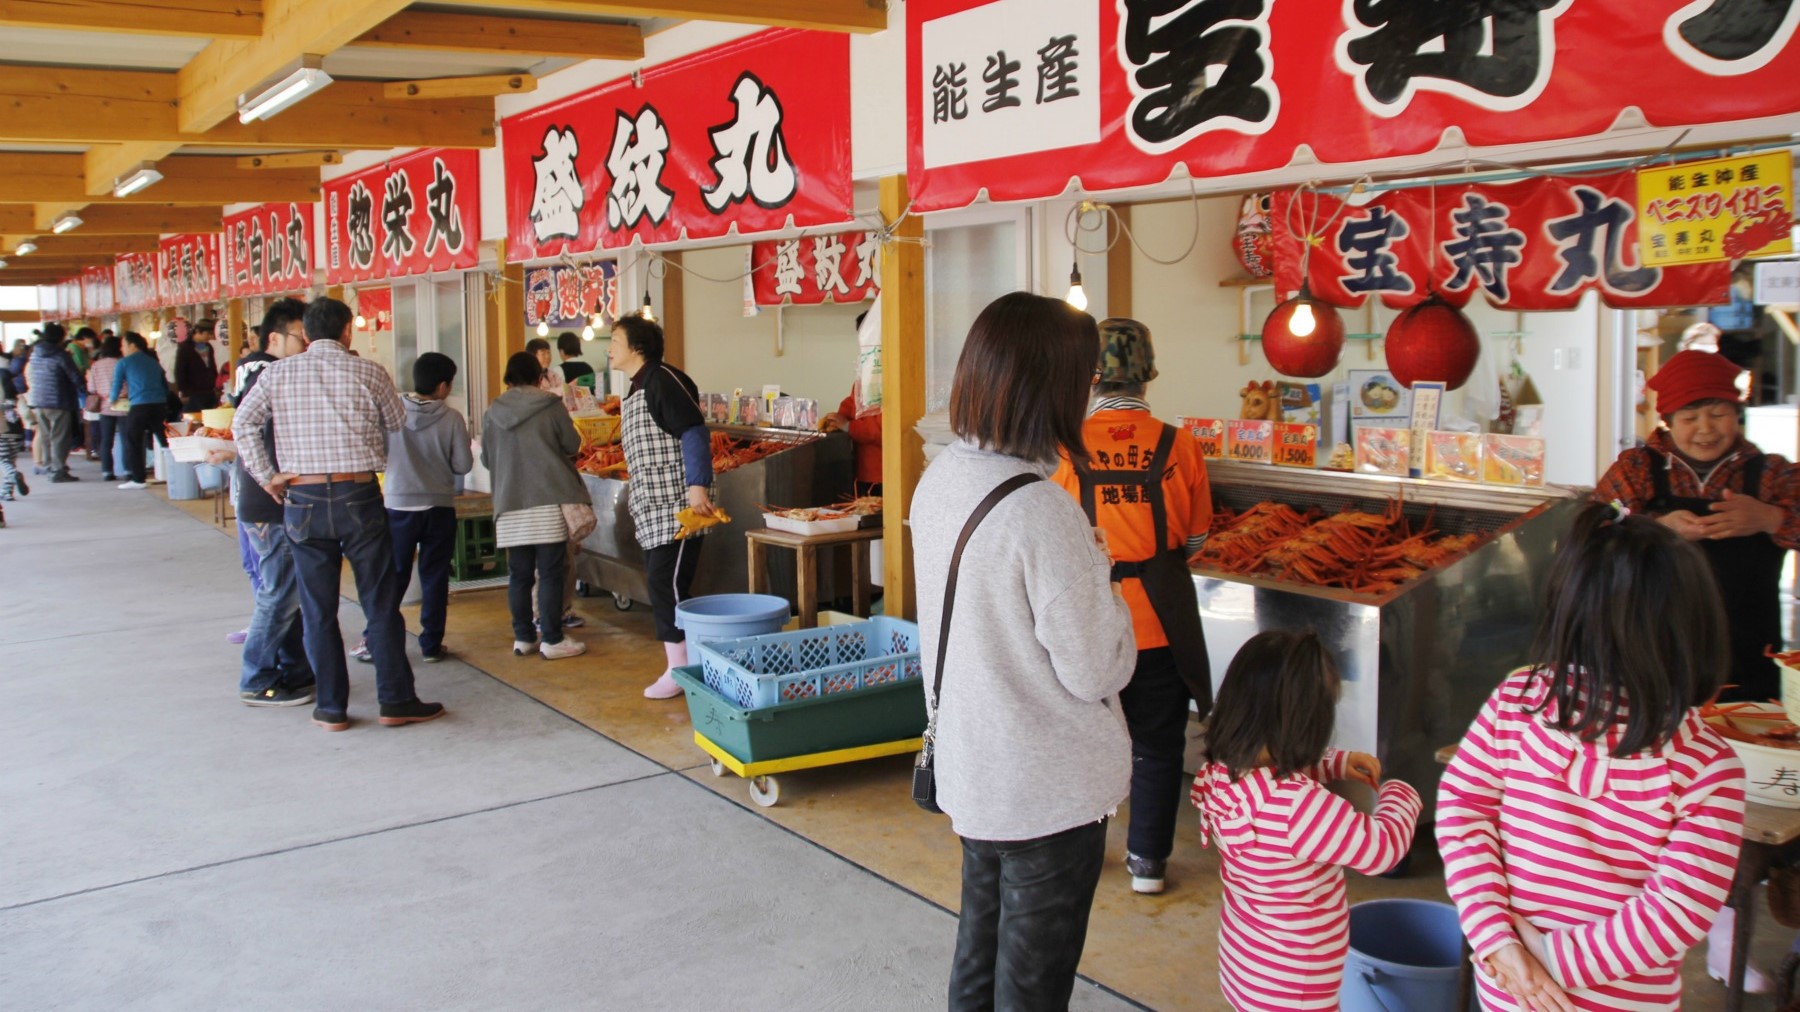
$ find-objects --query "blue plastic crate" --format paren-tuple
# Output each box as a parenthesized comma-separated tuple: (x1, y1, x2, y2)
(694, 617, 922, 709)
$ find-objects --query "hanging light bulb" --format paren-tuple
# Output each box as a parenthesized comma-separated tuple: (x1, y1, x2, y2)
(536, 320, 549, 337)
(1260, 282, 1345, 378)
(640, 292, 656, 322)
(1290, 301, 1317, 337)
(1065, 261, 1088, 311)
(589, 311, 605, 329)
(353, 313, 367, 329)
(581, 325, 595, 341)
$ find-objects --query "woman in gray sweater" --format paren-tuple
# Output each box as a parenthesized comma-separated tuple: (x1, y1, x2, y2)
(481, 352, 589, 660)
(912, 292, 1136, 1010)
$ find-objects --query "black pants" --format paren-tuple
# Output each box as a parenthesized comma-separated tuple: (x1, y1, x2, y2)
(644, 536, 703, 642)
(1118, 647, 1192, 861)
(122, 404, 166, 482)
(97, 414, 121, 476)
(389, 506, 457, 654)
(507, 540, 567, 645)
(950, 818, 1107, 1012)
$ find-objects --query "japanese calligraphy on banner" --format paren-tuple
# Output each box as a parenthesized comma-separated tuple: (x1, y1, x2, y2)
(525, 262, 619, 328)
(158, 233, 221, 305)
(325, 148, 480, 285)
(1637, 151, 1793, 266)
(114, 253, 160, 313)
(750, 232, 880, 306)
(80, 266, 114, 318)
(35, 279, 81, 321)
(501, 28, 852, 260)
(907, 0, 1800, 211)
(1270, 171, 1731, 312)
(222, 202, 316, 298)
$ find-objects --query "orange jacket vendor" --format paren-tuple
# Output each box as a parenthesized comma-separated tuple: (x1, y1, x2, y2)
(1595, 348, 1800, 703)
(1051, 317, 1211, 897)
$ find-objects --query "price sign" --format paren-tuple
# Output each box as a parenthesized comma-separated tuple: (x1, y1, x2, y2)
(1226, 420, 1273, 464)
(1273, 423, 1319, 469)
(1181, 417, 1225, 459)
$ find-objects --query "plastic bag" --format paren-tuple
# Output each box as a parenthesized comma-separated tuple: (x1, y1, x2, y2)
(855, 294, 882, 419)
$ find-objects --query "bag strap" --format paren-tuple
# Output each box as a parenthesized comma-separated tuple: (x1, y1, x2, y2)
(930, 472, 1042, 710)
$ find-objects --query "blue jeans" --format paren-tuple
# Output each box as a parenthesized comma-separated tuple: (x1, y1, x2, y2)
(238, 520, 310, 693)
(286, 478, 417, 714)
(387, 506, 456, 654)
(236, 519, 264, 594)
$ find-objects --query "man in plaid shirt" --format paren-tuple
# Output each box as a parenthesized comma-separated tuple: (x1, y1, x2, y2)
(234, 297, 444, 732)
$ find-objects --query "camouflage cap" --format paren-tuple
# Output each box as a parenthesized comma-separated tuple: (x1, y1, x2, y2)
(1097, 317, 1156, 385)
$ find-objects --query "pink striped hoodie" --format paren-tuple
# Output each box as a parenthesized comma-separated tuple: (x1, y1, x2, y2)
(1192, 748, 1423, 1011)
(1437, 668, 1746, 1011)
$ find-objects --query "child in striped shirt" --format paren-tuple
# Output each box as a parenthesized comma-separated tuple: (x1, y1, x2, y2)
(1192, 630, 1423, 1011)
(1438, 502, 1747, 1011)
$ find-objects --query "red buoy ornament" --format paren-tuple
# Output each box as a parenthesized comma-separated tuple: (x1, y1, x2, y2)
(1385, 294, 1481, 390)
(1261, 283, 1345, 378)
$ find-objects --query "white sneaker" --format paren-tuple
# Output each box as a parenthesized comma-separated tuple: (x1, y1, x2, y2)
(1706, 906, 1774, 993)
(117, 480, 147, 490)
(512, 639, 538, 656)
(643, 670, 684, 699)
(539, 637, 587, 660)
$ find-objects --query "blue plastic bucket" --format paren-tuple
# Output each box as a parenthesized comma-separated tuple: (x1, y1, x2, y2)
(1342, 899, 1466, 1012)
(163, 452, 201, 500)
(675, 594, 791, 650)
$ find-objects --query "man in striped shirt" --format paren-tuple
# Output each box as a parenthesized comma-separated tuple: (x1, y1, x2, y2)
(233, 297, 444, 732)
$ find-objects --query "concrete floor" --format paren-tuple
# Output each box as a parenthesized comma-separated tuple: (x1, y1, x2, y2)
(1, 457, 1788, 1010)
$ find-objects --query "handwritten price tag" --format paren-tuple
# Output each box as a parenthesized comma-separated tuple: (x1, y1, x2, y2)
(1226, 420, 1273, 463)
(1273, 423, 1318, 468)
(1181, 417, 1226, 459)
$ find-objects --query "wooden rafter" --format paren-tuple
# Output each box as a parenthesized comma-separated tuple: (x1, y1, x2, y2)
(433, 0, 887, 33)
(354, 9, 644, 61)
(85, 143, 182, 199)
(236, 152, 342, 170)
(0, 0, 261, 38)
(2, 204, 225, 235)
(385, 74, 536, 100)
(0, 154, 318, 204)
(3, 234, 162, 255)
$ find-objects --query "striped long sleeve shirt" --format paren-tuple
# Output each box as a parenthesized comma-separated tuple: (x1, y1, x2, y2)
(1192, 749, 1422, 1011)
(1436, 669, 1746, 1010)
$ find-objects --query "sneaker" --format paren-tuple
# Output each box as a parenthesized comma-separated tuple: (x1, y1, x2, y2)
(350, 641, 373, 663)
(117, 480, 147, 490)
(51, 472, 78, 483)
(420, 646, 450, 663)
(1126, 853, 1166, 895)
(13, 473, 26, 495)
(378, 699, 446, 726)
(101, 473, 115, 482)
(643, 670, 684, 699)
(225, 628, 249, 645)
(539, 637, 587, 660)
(512, 639, 538, 656)
(311, 708, 350, 732)
(1706, 906, 1774, 993)
(561, 611, 585, 629)
(240, 684, 315, 707)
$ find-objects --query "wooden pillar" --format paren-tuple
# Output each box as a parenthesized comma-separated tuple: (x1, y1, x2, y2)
(879, 175, 926, 621)
(486, 239, 523, 404)
(225, 298, 244, 375)
(1106, 204, 1133, 319)
(661, 250, 685, 369)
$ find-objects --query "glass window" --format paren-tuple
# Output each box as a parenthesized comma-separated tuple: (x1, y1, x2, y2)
(925, 217, 1025, 413)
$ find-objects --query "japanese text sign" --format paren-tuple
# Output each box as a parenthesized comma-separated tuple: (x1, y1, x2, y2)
(1271, 171, 1731, 311)
(222, 202, 316, 298)
(1637, 151, 1793, 266)
(750, 232, 880, 306)
(158, 233, 221, 305)
(36, 279, 80, 321)
(525, 262, 619, 327)
(907, 0, 1800, 211)
(502, 28, 852, 260)
(1272, 423, 1318, 469)
(114, 253, 160, 313)
(1226, 420, 1273, 463)
(325, 148, 480, 285)
(80, 266, 114, 318)
(1180, 417, 1226, 459)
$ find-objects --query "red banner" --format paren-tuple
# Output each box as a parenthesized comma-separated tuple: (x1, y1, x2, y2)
(324, 148, 480, 285)
(80, 266, 114, 318)
(907, 0, 1800, 212)
(351, 286, 393, 333)
(1270, 171, 1731, 311)
(158, 233, 221, 305)
(223, 202, 315, 298)
(501, 28, 852, 260)
(525, 262, 619, 328)
(114, 253, 160, 313)
(36, 279, 82, 321)
(749, 232, 880, 306)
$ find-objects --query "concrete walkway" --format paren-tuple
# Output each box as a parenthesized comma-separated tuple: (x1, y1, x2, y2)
(0, 467, 1136, 1011)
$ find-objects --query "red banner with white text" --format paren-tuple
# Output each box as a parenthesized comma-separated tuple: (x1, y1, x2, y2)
(907, 0, 1800, 211)
(525, 262, 619, 328)
(324, 148, 480, 285)
(81, 266, 114, 318)
(114, 253, 160, 313)
(222, 202, 316, 298)
(501, 28, 852, 260)
(750, 232, 880, 306)
(35, 280, 81, 321)
(158, 233, 221, 305)
(1270, 171, 1731, 311)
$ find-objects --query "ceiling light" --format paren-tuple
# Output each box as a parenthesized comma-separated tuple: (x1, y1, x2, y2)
(14, 241, 36, 256)
(639, 293, 656, 323)
(0, 259, 8, 269)
(112, 163, 163, 198)
(581, 325, 595, 341)
(1064, 261, 1088, 311)
(238, 55, 332, 124)
(51, 213, 83, 234)
(536, 321, 549, 337)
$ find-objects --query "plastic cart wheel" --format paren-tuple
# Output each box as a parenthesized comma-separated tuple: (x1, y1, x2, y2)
(709, 759, 726, 777)
(748, 775, 779, 807)
(612, 592, 633, 611)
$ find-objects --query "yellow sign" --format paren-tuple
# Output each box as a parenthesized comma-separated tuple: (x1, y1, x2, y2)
(1638, 151, 1793, 266)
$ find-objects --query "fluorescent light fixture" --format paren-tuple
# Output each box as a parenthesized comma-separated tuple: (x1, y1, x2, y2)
(50, 213, 83, 234)
(13, 241, 36, 255)
(238, 55, 332, 124)
(112, 163, 163, 198)
(0, 259, 8, 269)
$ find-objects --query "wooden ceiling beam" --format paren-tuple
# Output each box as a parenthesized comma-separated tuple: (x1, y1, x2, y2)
(353, 9, 644, 61)
(8, 234, 162, 256)
(0, 66, 495, 149)
(0, 203, 224, 235)
(432, 0, 887, 34)
(0, 0, 261, 38)
(384, 74, 536, 100)
(237, 151, 341, 170)
(85, 143, 183, 199)
(0, 154, 319, 204)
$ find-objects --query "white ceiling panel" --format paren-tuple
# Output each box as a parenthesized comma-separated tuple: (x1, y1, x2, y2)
(0, 27, 203, 70)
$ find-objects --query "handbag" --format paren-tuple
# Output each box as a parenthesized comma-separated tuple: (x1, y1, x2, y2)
(561, 501, 598, 544)
(913, 472, 1042, 814)
(82, 392, 103, 413)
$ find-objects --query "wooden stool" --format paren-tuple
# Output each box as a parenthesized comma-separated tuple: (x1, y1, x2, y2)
(745, 526, 882, 629)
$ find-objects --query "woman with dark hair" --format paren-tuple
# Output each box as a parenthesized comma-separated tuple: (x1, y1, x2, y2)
(556, 331, 595, 390)
(481, 351, 589, 660)
(911, 292, 1137, 1010)
(175, 319, 221, 411)
(87, 335, 125, 481)
(609, 314, 716, 699)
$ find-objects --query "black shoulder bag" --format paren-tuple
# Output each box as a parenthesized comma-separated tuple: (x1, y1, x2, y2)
(913, 472, 1042, 813)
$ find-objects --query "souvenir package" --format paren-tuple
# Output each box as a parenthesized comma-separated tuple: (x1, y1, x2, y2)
(1425, 431, 1484, 482)
(1277, 382, 1326, 446)
(1180, 417, 1226, 459)
(735, 395, 763, 426)
(772, 396, 797, 428)
(1353, 427, 1412, 477)
(1483, 434, 1547, 487)
(794, 398, 819, 431)
(1226, 420, 1273, 463)
(702, 393, 731, 425)
(1348, 370, 1411, 420)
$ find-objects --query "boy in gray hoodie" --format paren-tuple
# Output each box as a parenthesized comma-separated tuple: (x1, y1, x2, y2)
(377, 353, 473, 662)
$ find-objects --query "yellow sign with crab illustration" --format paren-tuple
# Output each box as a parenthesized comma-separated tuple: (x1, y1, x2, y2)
(1637, 151, 1793, 266)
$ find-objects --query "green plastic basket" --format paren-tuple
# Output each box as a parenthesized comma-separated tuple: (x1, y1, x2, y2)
(671, 665, 926, 765)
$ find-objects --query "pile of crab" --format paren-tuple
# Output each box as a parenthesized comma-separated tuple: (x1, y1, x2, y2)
(1194, 499, 1483, 596)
